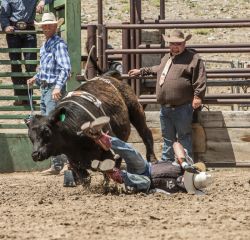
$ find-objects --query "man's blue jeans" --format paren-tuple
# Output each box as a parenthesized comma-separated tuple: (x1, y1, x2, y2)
(160, 103, 193, 161)
(40, 84, 66, 169)
(111, 137, 151, 192)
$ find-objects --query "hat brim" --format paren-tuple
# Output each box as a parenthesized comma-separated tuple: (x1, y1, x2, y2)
(183, 171, 205, 195)
(35, 18, 64, 28)
(162, 33, 192, 43)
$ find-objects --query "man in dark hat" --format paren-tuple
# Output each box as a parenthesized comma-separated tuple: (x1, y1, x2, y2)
(129, 29, 206, 162)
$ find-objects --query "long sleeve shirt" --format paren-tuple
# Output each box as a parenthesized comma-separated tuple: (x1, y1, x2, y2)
(140, 49, 207, 106)
(35, 34, 71, 90)
(0, 0, 53, 29)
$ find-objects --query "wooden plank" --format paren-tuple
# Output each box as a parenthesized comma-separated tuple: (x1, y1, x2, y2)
(205, 128, 250, 143)
(198, 142, 250, 163)
(198, 111, 250, 127)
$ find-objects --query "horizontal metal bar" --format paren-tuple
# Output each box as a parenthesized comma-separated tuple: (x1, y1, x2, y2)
(141, 19, 250, 24)
(0, 60, 39, 65)
(138, 98, 250, 104)
(205, 162, 250, 168)
(105, 23, 250, 29)
(0, 115, 30, 119)
(0, 96, 40, 100)
(0, 106, 39, 111)
(0, 72, 36, 77)
(0, 30, 42, 35)
(138, 43, 250, 49)
(139, 79, 250, 87)
(0, 84, 39, 89)
(140, 94, 250, 99)
(0, 48, 39, 53)
(0, 124, 27, 129)
(106, 48, 250, 54)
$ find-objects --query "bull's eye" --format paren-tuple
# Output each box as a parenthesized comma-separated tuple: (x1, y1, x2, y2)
(40, 126, 52, 142)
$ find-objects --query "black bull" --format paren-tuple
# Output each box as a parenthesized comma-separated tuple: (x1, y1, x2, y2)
(25, 74, 157, 183)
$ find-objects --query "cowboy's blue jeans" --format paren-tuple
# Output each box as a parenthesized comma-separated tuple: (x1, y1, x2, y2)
(40, 84, 66, 169)
(160, 103, 193, 161)
(111, 137, 151, 192)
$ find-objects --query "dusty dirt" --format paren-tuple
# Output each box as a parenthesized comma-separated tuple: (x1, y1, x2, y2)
(0, 168, 249, 240)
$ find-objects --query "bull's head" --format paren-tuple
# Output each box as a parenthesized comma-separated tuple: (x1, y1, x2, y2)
(25, 108, 67, 162)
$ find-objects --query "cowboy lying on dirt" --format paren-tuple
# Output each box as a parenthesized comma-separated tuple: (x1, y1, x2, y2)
(79, 116, 212, 195)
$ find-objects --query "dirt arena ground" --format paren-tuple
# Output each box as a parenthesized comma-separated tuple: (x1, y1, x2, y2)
(0, 168, 249, 240)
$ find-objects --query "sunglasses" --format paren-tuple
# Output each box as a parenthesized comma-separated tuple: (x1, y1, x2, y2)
(169, 42, 183, 46)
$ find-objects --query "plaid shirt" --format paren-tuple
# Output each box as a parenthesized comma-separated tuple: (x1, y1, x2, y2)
(35, 34, 71, 90)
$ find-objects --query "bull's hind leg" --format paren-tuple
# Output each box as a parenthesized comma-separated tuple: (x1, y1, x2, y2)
(128, 103, 157, 162)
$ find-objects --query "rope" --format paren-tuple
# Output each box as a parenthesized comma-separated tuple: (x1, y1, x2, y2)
(84, 45, 96, 81)
(27, 83, 34, 118)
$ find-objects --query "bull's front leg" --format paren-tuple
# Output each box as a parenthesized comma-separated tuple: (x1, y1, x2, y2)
(69, 161, 91, 187)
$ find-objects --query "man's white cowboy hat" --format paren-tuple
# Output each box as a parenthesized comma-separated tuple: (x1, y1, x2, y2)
(35, 12, 64, 28)
(184, 168, 212, 195)
(163, 29, 192, 43)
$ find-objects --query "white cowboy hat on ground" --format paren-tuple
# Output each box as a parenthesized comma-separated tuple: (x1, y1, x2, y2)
(184, 167, 212, 195)
(35, 12, 64, 28)
(163, 29, 192, 43)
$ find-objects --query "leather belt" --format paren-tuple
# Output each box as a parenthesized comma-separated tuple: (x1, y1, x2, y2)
(164, 104, 178, 108)
(10, 21, 34, 30)
(40, 81, 55, 89)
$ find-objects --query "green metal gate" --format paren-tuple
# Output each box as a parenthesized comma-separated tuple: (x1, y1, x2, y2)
(0, 0, 81, 172)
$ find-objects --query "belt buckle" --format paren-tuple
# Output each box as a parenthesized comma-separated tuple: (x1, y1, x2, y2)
(165, 104, 171, 108)
(16, 21, 27, 30)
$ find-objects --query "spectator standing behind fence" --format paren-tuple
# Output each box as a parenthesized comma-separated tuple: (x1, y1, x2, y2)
(129, 29, 206, 161)
(27, 12, 71, 174)
(0, 0, 54, 106)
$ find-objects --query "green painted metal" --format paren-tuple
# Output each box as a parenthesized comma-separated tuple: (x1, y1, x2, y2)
(49, 0, 81, 91)
(0, 96, 40, 100)
(0, 124, 27, 129)
(0, 0, 81, 172)
(0, 84, 39, 89)
(53, 0, 66, 9)
(0, 106, 40, 111)
(0, 72, 36, 77)
(0, 48, 39, 53)
(0, 115, 30, 119)
(0, 60, 39, 65)
(0, 133, 50, 172)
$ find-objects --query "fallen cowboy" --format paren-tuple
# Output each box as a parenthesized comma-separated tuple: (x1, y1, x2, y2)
(80, 116, 213, 195)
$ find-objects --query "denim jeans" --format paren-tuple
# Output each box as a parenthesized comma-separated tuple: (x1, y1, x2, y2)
(6, 31, 37, 96)
(160, 103, 193, 161)
(111, 137, 151, 192)
(40, 84, 67, 169)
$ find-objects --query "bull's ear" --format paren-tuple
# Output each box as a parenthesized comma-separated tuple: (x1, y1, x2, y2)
(24, 118, 31, 127)
(49, 107, 67, 124)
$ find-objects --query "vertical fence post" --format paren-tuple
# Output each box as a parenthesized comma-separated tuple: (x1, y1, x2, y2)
(86, 25, 97, 79)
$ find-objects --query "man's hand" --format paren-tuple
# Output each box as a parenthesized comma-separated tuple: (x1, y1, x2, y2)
(4, 26, 15, 33)
(52, 88, 62, 101)
(36, 0, 45, 13)
(27, 77, 36, 86)
(192, 96, 202, 109)
(128, 69, 140, 77)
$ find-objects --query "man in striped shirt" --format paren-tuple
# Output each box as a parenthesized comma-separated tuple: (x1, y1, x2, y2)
(27, 12, 71, 174)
